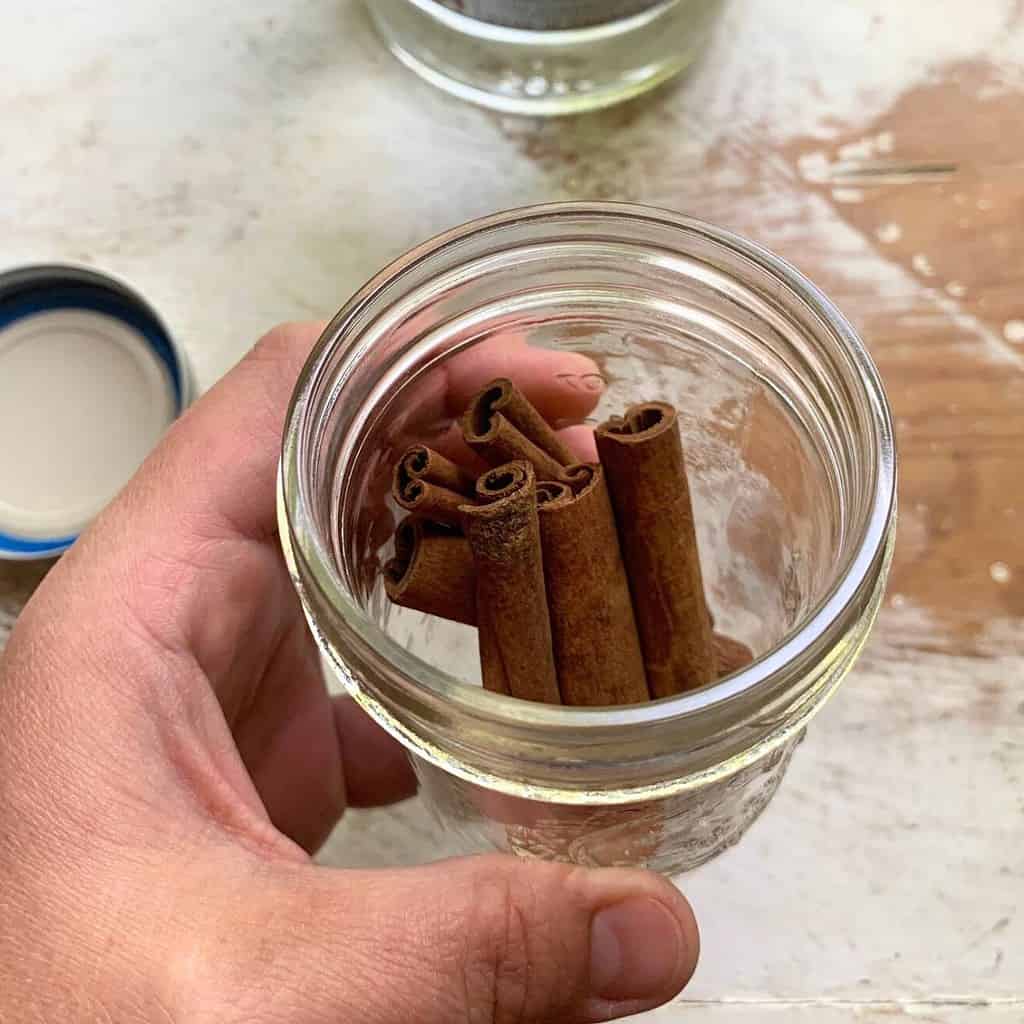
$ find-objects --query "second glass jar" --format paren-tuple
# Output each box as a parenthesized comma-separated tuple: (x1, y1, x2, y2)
(366, 0, 725, 115)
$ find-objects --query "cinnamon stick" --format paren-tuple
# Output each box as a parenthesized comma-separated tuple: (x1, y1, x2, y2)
(461, 461, 561, 704)
(595, 402, 716, 697)
(713, 633, 754, 678)
(462, 378, 574, 483)
(536, 467, 649, 706)
(383, 517, 477, 626)
(397, 444, 476, 497)
(476, 607, 510, 696)
(392, 467, 468, 528)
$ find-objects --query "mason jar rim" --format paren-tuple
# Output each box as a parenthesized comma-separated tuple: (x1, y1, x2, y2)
(400, 0, 681, 44)
(279, 201, 896, 797)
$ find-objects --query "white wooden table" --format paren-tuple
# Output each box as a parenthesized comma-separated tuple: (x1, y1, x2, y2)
(3, 1, 1022, 1019)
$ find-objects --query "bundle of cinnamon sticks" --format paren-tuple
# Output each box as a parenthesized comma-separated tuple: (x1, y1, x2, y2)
(384, 378, 753, 706)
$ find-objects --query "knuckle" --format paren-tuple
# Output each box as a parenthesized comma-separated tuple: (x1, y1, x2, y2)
(248, 321, 323, 368)
(242, 321, 325, 431)
(461, 862, 574, 1024)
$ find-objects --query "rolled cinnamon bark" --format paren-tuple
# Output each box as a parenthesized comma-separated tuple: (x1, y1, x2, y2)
(562, 462, 599, 494)
(713, 632, 754, 678)
(383, 517, 477, 626)
(461, 461, 561, 704)
(536, 466, 649, 706)
(392, 466, 468, 528)
(476, 607, 510, 696)
(595, 402, 716, 697)
(462, 378, 574, 483)
(396, 444, 476, 497)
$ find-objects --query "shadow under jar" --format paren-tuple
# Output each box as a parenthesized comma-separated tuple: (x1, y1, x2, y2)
(279, 203, 896, 875)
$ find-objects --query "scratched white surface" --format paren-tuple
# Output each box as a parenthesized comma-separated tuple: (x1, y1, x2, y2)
(2, 0, 1022, 1019)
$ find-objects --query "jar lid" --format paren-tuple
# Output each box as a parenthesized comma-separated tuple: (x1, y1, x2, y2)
(0, 264, 192, 560)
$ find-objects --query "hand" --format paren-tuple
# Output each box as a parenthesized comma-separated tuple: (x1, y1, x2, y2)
(0, 322, 699, 1023)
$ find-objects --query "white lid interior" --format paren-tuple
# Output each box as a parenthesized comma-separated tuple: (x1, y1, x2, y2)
(0, 308, 177, 541)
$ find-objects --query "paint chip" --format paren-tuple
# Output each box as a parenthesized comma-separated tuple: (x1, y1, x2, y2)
(912, 253, 936, 277)
(832, 188, 864, 203)
(945, 281, 967, 298)
(797, 151, 831, 184)
(876, 222, 902, 244)
(838, 140, 872, 161)
(1003, 321, 1024, 344)
(990, 562, 1012, 584)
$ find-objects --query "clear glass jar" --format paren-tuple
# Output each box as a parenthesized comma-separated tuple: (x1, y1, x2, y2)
(279, 203, 896, 875)
(365, 0, 725, 116)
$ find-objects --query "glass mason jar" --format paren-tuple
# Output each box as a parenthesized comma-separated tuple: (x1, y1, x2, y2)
(365, 0, 725, 115)
(279, 203, 896, 875)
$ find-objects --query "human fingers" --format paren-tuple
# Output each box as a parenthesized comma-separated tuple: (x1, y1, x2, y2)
(190, 853, 699, 1024)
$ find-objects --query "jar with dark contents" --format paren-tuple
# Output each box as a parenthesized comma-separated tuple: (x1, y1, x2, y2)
(279, 203, 896, 875)
(365, 0, 725, 115)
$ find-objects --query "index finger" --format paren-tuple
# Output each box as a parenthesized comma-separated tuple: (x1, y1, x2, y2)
(73, 321, 606, 565)
(444, 334, 606, 426)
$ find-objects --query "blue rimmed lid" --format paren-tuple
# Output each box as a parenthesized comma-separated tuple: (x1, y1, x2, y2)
(0, 265, 192, 561)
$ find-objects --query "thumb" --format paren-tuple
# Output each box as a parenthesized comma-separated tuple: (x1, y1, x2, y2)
(200, 854, 699, 1024)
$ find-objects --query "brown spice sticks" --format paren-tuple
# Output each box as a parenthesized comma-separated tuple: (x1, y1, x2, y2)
(392, 444, 476, 528)
(536, 466, 649, 706)
(596, 402, 716, 698)
(384, 384, 756, 708)
(462, 378, 573, 483)
(461, 461, 560, 704)
(383, 517, 477, 626)
(393, 478, 466, 527)
(397, 444, 476, 496)
(476, 607, 510, 696)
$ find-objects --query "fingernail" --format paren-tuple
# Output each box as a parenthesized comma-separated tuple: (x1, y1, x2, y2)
(589, 897, 684, 1003)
